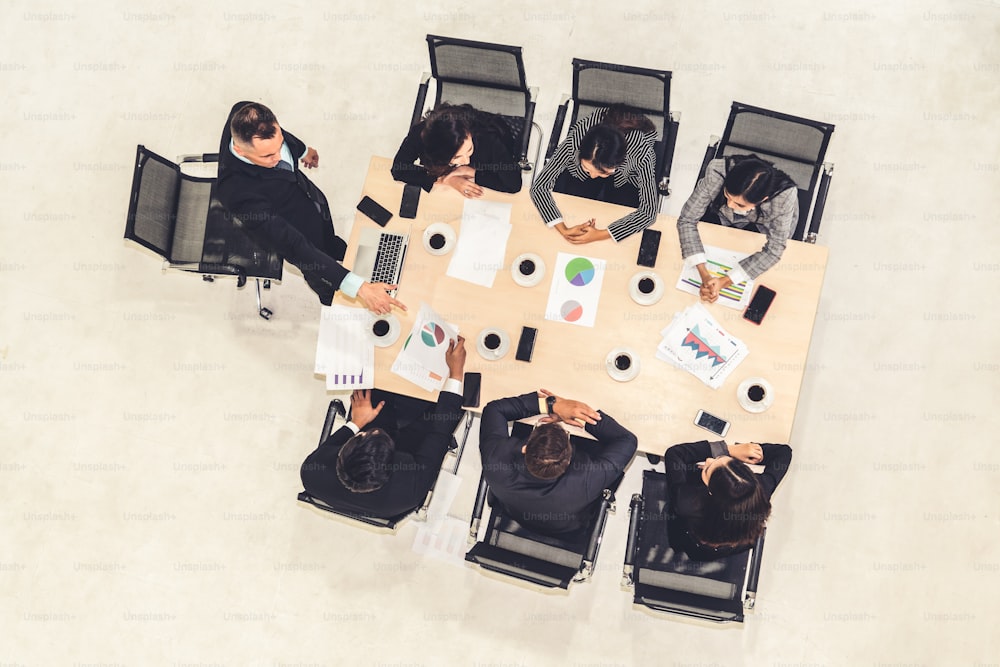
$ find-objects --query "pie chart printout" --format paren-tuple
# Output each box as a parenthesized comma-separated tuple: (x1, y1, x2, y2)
(564, 257, 596, 287)
(560, 300, 584, 323)
(420, 321, 447, 347)
(545, 253, 607, 328)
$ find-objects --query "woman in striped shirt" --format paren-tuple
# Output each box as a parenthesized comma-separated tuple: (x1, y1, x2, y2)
(530, 104, 658, 244)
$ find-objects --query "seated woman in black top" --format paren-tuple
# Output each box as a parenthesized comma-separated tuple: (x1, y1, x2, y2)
(391, 103, 522, 197)
(663, 440, 792, 561)
(530, 104, 658, 244)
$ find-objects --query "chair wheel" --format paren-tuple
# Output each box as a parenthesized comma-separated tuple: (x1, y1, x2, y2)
(645, 453, 661, 465)
(263, 280, 271, 290)
(202, 275, 215, 282)
(259, 308, 273, 320)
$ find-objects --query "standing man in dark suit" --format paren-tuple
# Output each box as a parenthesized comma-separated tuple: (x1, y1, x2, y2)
(479, 389, 638, 535)
(216, 101, 404, 315)
(300, 336, 467, 519)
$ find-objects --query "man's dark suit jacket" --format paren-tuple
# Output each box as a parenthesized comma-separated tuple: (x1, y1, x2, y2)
(663, 440, 792, 560)
(300, 391, 464, 519)
(216, 101, 348, 304)
(479, 391, 638, 535)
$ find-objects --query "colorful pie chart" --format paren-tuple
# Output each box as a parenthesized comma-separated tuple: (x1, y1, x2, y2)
(564, 257, 595, 287)
(560, 300, 584, 323)
(420, 321, 447, 347)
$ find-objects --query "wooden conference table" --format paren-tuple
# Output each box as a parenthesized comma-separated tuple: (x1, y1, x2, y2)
(334, 156, 828, 455)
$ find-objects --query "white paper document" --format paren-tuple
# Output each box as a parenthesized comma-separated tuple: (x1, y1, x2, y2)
(675, 244, 756, 310)
(445, 199, 512, 288)
(391, 302, 460, 392)
(544, 252, 607, 328)
(314, 305, 374, 390)
(656, 303, 748, 389)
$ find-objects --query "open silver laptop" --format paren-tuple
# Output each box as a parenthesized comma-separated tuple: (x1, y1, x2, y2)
(352, 227, 409, 296)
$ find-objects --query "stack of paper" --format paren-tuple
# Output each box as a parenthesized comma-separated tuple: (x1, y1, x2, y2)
(391, 302, 459, 392)
(314, 305, 374, 390)
(656, 303, 748, 389)
(675, 244, 756, 310)
(445, 199, 513, 288)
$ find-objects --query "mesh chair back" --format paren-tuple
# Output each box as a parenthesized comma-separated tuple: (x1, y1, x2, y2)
(571, 60, 671, 141)
(714, 103, 835, 239)
(125, 146, 282, 280)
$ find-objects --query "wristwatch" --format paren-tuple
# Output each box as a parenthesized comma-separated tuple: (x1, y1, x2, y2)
(546, 395, 557, 415)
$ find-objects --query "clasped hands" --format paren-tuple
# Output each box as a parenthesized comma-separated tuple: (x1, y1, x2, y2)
(555, 219, 611, 245)
(696, 266, 733, 304)
(537, 388, 601, 428)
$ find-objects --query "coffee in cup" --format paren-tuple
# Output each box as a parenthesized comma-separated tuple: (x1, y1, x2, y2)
(638, 277, 655, 294)
(372, 320, 390, 337)
(484, 333, 501, 350)
(429, 233, 446, 250)
(519, 259, 535, 275)
(615, 354, 632, 371)
(747, 384, 766, 402)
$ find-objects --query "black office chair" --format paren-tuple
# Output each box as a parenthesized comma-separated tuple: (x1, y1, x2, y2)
(411, 34, 539, 172)
(698, 101, 835, 243)
(622, 470, 765, 623)
(545, 58, 679, 196)
(465, 423, 615, 589)
(124, 145, 281, 319)
(297, 397, 475, 531)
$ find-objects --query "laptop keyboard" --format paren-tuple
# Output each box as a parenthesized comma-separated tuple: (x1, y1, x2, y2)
(371, 233, 405, 284)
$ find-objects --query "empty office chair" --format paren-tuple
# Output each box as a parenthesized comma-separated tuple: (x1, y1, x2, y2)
(698, 101, 835, 243)
(124, 145, 281, 319)
(622, 470, 765, 623)
(545, 58, 679, 196)
(411, 34, 539, 171)
(465, 423, 615, 589)
(298, 397, 475, 531)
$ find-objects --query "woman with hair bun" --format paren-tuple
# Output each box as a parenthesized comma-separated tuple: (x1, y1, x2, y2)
(677, 154, 799, 302)
(663, 440, 792, 560)
(391, 103, 522, 197)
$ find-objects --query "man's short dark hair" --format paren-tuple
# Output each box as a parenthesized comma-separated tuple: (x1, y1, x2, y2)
(230, 102, 279, 146)
(523, 423, 572, 480)
(336, 429, 395, 493)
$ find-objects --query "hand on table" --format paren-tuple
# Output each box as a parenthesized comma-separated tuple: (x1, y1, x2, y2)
(728, 442, 763, 464)
(440, 167, 482, 198)
(301, 147, 319, 169)
(445, 335, 467, 380)
(537, 388, 601, 427)
(350, 389, 384, 430)
(357, 282, 407, 316)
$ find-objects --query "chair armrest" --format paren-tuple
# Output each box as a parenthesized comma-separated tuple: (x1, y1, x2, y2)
(410, 72, 432, 127)
(698, 136, 720, 180)
(469, 472, 489, 543)
(658, 112, 681, 196)
(744, 527, 767, 609)
(170, 261, 247, 288)
(584, 489, 615, 564)
(177, 153, 220, 163)
(519, 99, 537, 171)
(545, 95, 571, 161)
(622, 492, 644, 586)
(319, 399, 346, 447)
(806, 163, 834, 244)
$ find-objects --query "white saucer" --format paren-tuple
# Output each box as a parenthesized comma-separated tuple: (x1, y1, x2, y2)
(606, 347, 640, 382)
(511, 253, 545, 287)
(476, 327, 510, 360)
(737, 377, 774, 413)
(367, 313, 400, 348)
(423, 222, 456, 256)
(629, 271, 664, 306)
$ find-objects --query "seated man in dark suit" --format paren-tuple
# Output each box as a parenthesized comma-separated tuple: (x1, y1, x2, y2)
(479, 389, 638, 535)
(216, 101, 404, 315)
(300, 336, 467, 519)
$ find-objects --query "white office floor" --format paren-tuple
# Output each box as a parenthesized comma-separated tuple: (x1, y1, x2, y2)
(2, 1, 998, 665)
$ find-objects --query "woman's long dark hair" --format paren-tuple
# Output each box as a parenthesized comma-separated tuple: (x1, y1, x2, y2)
(416, 103, 514, 180)
(578, 103, 656, 172)
(713, 154, 798, 216)
(689, 458, 771, 548)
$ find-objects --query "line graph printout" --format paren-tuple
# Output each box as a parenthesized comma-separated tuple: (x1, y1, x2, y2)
(544, 253, 607, 328)
(676, 245, 756, 310)
(656, 303, 748, 389)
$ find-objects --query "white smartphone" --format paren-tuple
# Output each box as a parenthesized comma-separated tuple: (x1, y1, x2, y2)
(694, 410, 730, 437)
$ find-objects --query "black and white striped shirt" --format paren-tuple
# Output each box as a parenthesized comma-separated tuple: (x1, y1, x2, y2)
(530, 108, 658, 242)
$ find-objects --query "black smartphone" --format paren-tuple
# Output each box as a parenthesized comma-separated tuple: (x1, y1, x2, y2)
(514, 327, 537, 362)
(637, 228, 661, 268)
(462, 372, 482, 408)
(399, 184, 420, 219)
(694, 410, 730, 437)
(743, 285, 777, 325)
(357, 196, 392, 227)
